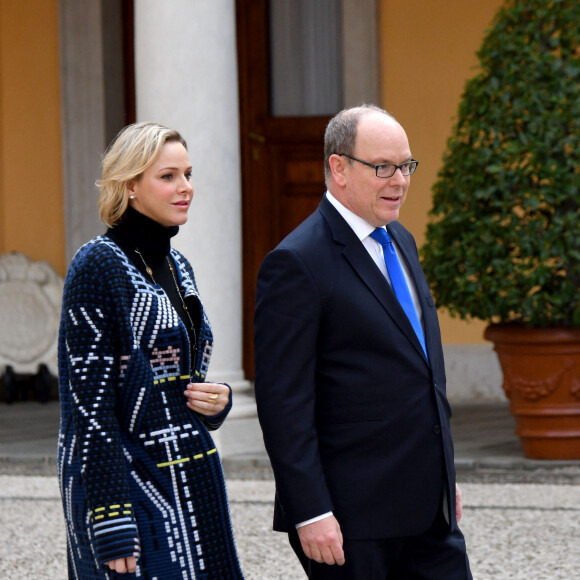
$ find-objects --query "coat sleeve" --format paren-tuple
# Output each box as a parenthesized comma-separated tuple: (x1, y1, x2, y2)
(254, 247, 334, 526)
(61, 262, 140, 567)
(174, 251, 232, 430)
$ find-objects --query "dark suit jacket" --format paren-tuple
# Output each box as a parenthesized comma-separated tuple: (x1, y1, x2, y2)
(254, 195, 458, 540)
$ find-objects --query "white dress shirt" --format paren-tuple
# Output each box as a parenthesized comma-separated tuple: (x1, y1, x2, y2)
(325, 191, 424, 326)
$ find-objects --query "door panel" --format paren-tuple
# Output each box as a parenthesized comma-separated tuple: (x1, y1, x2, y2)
(236, 0, 335, 377)
(275, 146, 326, 234)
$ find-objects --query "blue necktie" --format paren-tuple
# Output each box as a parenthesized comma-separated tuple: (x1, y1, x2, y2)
(370, 227, 427, 357)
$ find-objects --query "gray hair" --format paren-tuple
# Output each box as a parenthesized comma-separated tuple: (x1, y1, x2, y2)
(323, 104, 396, 186)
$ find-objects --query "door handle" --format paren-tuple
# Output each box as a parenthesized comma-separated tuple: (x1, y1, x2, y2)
(248, 131, 266, 144)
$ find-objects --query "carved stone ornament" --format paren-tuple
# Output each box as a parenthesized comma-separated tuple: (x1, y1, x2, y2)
(0, 252, 63, 375)
(485, 324, 580, 459)
(502, 362, 572, 402)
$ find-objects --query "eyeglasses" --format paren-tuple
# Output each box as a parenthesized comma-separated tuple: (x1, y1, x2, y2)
(338, 153, 419, 178)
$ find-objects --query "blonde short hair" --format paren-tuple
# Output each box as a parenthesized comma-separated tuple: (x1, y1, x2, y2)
(97, 122, 187, 227)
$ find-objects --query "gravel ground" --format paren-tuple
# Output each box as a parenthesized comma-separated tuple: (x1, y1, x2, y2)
(1, 476, 579, 579)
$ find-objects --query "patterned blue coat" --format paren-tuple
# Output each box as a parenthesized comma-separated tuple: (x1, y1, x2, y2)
(57, 236, 243, 579)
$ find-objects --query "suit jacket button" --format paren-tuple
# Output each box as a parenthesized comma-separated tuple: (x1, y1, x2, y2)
(433, 425, 441, 435)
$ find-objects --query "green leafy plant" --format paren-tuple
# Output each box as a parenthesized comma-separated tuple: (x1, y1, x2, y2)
(421, 0, 580, 327)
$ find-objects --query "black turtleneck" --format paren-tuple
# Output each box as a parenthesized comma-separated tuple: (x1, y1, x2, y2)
(106, 207, 199, 363)
(106, 205, 178, 274)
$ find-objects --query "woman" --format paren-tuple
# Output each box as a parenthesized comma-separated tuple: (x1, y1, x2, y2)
(57, 122, 244, 579)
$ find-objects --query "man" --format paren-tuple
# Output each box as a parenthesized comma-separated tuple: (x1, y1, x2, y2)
(254, 104, 472, 579)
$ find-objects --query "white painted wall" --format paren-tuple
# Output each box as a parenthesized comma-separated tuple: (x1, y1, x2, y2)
(445, 344, 505, 402)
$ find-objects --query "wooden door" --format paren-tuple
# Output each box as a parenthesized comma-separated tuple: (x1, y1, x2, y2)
(236, 1, 334, 377)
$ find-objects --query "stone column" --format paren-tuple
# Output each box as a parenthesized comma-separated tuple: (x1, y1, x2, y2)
(134, 0, 264, 458)
(58, 0, 107, 263)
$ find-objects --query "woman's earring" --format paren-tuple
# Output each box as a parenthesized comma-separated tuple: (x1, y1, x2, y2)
(129, 195, 135, 199)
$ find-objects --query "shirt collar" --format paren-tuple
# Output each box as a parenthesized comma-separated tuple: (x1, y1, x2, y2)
(325, 191, 377, 241)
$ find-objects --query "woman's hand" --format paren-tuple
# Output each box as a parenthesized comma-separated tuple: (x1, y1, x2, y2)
(106, 556, 137, 574)
(184, 382, 230, 416)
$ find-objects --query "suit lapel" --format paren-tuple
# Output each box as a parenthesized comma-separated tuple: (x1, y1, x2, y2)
(319, 199, 429, 364)
(387, 223, 433, 364)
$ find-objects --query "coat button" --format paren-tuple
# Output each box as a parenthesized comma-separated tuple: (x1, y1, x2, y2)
(433, 425, 441, 435)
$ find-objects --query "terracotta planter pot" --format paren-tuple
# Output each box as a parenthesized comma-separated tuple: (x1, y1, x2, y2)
(484, 324, 580, 460)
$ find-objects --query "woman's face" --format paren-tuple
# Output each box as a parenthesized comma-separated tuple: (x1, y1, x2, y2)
(128, 141, 193, 227)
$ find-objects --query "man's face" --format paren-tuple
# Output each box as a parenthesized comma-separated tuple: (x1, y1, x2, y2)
(337, 113, 412, 227)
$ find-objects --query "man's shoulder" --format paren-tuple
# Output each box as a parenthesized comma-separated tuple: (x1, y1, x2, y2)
(388, 220, 413, 237)
(276, 205, 329, 251)
(388, 220, 418, 249)
(258, 208, 337, 282)
(278, 195, 359, 248)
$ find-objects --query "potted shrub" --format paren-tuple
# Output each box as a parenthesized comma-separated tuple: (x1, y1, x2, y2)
(421, 0, 580, 459)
